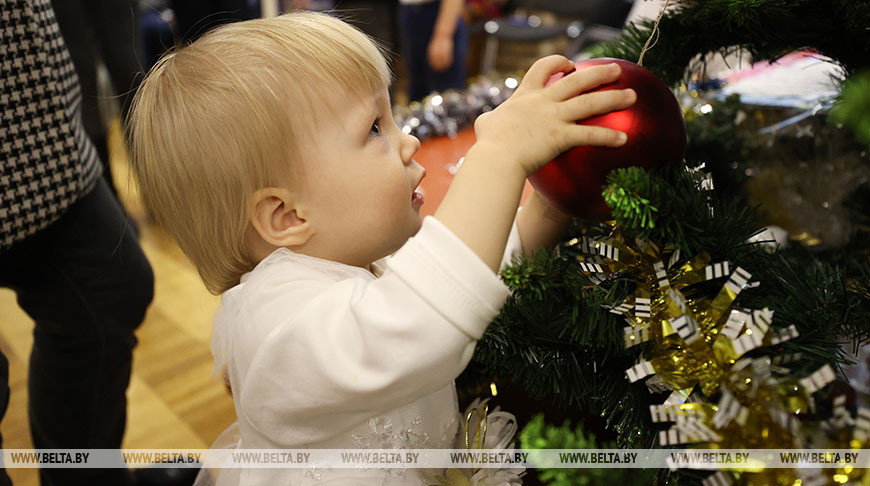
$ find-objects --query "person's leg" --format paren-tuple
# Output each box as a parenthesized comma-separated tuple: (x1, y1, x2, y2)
(85, 0, 143, 126)
(425, 10, 468, 93)
(50, 0, 102, 140)
(172, 0, 257, 43)
(334, 0, 399, 73)
(0, 180, 154, 485)
(50, 0, 121, 200)
(398, 2, 436, 102)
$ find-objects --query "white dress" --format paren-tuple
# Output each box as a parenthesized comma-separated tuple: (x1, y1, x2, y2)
(197, 214, 525, 485)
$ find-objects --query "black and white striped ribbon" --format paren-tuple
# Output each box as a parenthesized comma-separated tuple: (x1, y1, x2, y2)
(750, 308, 773, 333)
(623, 325, 650, 348)
(579, 260, 606, 273)
(769, 325, 799, 345)
(799, 364, 835, 394)
(828, 395, 853, 428)
(649, 404, 675, 423)
(772, 353, 802, 365)
(712, 389, 746, 429)
(720, 309, 750, 339)
(580, 236, 599, 254)
(659, 421, 720, 445)
(659, 428, 686, 446)
(732, 330, 763, 357)
(568, 236, 599, 254)
(854, 408, 870, 443)
(595, 242, 619, 260)
(724, 266, 753, 295)
(731, 308, 773, 357)
(653, 260, 670, 289)
(668, 287, 688, 314)
(678, 420, 722, 442)
(626, 359, 655, 383)
(704, 261, 730, 280)
(635, 297, 651, 318)
(607, 301, 633, 315)
(702, 472, 733, 486)
(650, 403, 699, 423)
(671, 314, 701, 344)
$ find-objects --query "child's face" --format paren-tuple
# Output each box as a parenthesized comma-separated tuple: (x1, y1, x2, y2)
(296, 85, 426, 268)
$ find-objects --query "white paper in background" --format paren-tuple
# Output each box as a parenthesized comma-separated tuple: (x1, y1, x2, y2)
(626, 0, 670, 25)
(717, 53, 844, 108)
(625, 0, 843, 108)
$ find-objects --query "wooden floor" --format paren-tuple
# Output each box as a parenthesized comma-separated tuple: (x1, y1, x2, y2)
(0, 122, 237, 486)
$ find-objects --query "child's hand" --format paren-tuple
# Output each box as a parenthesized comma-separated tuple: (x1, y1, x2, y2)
(472, 55, 636, 177)
(436, 56, 635, 272)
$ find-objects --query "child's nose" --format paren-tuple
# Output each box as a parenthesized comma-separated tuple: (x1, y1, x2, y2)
(401, 133, 421, 165)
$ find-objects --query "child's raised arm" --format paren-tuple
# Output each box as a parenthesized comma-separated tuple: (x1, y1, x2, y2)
(434, 55, 636, 271)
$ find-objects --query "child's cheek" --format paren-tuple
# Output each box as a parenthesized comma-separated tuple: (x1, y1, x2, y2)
(381, 177, 411, 207)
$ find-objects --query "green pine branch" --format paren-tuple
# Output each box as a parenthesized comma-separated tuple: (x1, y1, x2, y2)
(600, 165, 759, 258)
(830, 70, 870, 146)
(518, 414, 658, 486)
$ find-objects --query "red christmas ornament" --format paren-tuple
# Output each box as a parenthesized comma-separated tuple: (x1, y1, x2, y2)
(529, 58, 686, 219)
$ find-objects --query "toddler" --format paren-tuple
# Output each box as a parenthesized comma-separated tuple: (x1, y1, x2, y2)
(128, 11, 635, 485)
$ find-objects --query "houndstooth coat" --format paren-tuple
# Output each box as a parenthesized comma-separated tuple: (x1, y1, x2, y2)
(0, 0, 102, 251)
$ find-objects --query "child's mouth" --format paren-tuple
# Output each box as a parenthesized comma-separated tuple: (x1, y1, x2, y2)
(411, 191, 424, 207)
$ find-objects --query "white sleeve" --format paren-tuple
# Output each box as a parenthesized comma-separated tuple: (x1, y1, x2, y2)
(238, 216, 512, 445)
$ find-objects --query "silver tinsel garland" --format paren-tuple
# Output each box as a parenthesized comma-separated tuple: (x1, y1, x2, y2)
(392, 74, 520, 141)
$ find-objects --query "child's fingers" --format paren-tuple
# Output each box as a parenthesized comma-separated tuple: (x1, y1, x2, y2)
(566, 124, 628, 148)
(559, 89, 636, 121)
(546, 63, 622, 101)
(521, 55, 575, 89)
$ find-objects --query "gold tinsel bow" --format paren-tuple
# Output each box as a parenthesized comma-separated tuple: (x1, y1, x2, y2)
(570, 228, 867, 485)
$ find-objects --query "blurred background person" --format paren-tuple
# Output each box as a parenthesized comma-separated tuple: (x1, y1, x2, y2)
(398, 0, 469, 101)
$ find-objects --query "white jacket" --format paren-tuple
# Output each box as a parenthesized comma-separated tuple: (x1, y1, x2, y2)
(205, 214, 524, 485)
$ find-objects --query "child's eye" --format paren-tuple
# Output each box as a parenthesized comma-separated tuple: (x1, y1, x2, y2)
(369, 119, 382, 137)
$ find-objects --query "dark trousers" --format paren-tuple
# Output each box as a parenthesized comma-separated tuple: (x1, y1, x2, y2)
(0, 180, 154, 485)
(171, 0, 260, 42)
(51, 0, 143, 200)
(333, 0, 399, 96)
(398, 0, 469, 102)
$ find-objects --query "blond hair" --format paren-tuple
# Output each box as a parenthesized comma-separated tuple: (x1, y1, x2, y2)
(128, 11, 391, 294)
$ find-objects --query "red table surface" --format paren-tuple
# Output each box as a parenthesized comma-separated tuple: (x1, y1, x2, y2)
(414, 128, 534, 218)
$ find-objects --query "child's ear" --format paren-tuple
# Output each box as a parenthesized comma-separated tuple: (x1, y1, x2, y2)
(248, 187, 313, 248)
